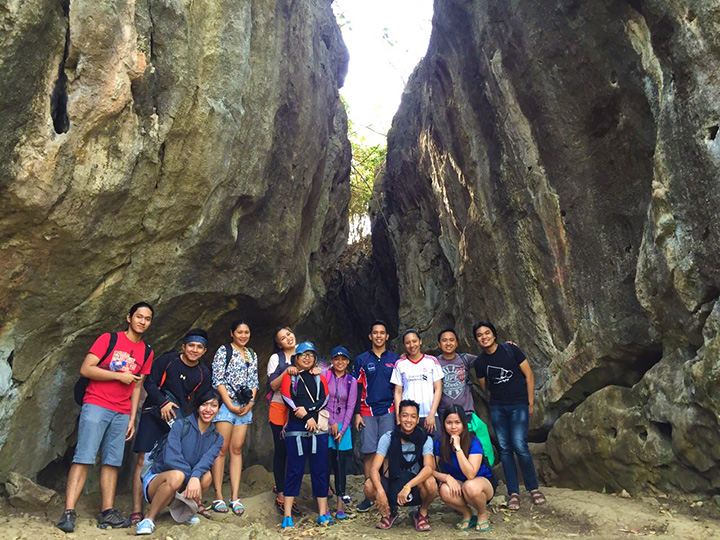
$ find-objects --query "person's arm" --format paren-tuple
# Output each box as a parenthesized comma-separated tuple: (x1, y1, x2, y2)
(340, 377, 358, 437)
(161, 421, 192, 479)
(397, 452, 436, 506)
(432, 457, 462, 497)
(79, 352, 140, 384)
(369, 451, 390, 516)
(126, 375, 145, 440)
(393, 385, 403, 424)
(425, 378, 443, 432)
(454, 439, 482, 480)
(190, 431, 224, 479)
(518, 359, 535, 414)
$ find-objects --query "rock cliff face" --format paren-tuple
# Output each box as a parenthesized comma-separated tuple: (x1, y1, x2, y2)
(0, 0, 350, 479)
(372, 0, 720, 495)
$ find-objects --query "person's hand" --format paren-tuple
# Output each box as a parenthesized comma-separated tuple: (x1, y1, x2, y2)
(450, 434, 460, 450)
(375, 491, 390, 516)
(354, 414, 365, 430)
(330, 423, 340, 438)
(294, 406, 308, 419)
(161, 402, 179, 422)
(306, 418, 319, 432)
(183, 477, 202, 502)
(117, 372, 141, 385)
(287, 366, 298, 376)
(397, 484, 411, 506)
(445, 476, 461, 497)
(424, 415, 436, 433)
(309, 366, 321, 376)
(235, 402, 252, 416)
(125, 421, 135, 441)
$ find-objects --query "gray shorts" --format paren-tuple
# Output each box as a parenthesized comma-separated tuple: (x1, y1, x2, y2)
(73, 403, 130, 467)
(360, 413, 396, 454)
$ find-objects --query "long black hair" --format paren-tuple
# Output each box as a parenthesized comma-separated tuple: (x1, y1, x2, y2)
(439, 405, 473, 465)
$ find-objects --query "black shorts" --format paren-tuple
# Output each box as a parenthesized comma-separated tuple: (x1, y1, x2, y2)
(133, 412, 169, 453)
(381, 475, 421, 510)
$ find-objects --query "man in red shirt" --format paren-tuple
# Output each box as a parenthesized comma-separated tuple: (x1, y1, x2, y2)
(57, 303, 155, 533)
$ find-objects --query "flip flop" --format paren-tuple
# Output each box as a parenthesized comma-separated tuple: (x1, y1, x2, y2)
(455, 515, 477, 530)
(476, 520, 491, 532)
(211, 500, 229, 513)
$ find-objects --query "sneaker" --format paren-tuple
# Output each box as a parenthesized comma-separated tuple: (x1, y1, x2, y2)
(317, 513, 334, 526)
(341, 495, 352, 505)
(57, 509, 76, 533)
(186, 515, 201, 524)
(335, 510, 348, 520)
(98, 508, 131, 529)
(136, 518, 155, 535)
(281, 516, 295, 529)
(356, 498, 374, 513)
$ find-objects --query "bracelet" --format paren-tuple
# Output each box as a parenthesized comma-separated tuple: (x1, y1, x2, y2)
(403, 484, 411, 491)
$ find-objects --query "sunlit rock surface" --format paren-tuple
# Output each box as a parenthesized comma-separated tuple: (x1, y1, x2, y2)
(0, 0, 350, 478)
(371, 0, 720, 494)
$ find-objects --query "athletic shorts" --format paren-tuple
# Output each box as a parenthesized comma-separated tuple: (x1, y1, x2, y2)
(73, 403, 130, 467)
(360, 413, 395, 454)
(133, 412, 170, 453)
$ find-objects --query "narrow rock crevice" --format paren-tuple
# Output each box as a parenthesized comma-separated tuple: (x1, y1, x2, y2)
(50, 0, 70, 134)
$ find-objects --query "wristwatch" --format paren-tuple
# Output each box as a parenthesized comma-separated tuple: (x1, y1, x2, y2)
(454, 446, 461, 452)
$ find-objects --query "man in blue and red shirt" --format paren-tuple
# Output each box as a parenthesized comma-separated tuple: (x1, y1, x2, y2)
(353, 320, 399, 512)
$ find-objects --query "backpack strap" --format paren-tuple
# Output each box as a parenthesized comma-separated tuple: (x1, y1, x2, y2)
(223, 344, 234, 372)
(98, 332, 118, 367)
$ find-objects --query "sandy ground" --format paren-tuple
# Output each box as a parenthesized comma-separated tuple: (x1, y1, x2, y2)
(4, 470, 719, 540)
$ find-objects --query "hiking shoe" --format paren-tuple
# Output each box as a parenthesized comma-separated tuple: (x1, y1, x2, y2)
(136, 518, 155, 535)
(57, 509, 76, 533)
(317, 513, 334, 526)
(98, 508, 131, 529)
(341, 494, 352, 505)
(335, 510, 348, 520)
(356, 498, 374, 512)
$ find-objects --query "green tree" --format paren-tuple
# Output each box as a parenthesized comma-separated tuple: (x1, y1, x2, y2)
(347, 122, 386, 241)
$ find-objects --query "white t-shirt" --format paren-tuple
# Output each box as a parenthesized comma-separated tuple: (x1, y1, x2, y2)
(390, 354, 444, 417)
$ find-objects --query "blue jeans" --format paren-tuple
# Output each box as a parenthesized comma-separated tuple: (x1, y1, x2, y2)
(489, 403, 539, 494)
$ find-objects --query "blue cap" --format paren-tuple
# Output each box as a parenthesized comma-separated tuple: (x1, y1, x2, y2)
(331, 346, 350, 359)
(295, 341, 317, 355)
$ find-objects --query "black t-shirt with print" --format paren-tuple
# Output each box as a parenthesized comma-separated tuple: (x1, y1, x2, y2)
(474, 343, 528, 405)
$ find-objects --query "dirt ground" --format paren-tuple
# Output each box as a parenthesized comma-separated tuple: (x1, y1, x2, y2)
(4, 469, 720, 540)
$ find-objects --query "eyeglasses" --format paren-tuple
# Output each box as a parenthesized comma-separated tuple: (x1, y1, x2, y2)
(298, 352, 316, 359)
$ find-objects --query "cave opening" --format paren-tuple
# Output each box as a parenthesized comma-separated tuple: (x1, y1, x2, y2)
(332, 0, 433, 243)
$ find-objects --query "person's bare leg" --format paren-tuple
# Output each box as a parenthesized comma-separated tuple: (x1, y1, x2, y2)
(418, 477, 438, 516)
(145, 471, 185, 520)
(229, 424, 248, 501)
(363, 454, 373, 480)
(317, 496, 328, 517)
(439, 482, 472, 521)
(462, 477, 493, 525)
(100, 465, 119, 511)
(64, 464, 89, 510)
(131, 453, 146, 514)
(212, 421, 233, 502)
(284, 496, 295, 518)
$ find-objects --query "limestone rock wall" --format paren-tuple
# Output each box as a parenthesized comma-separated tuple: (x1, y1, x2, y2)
(373, 0, 720, 494)
(0, 0, 350, 479)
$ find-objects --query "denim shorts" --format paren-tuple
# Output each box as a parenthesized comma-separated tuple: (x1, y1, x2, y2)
(72, 403, 130, 467)
(213, 401, 253, 426)
(142, 471, 159, 503)
(359, 413, 395, 454)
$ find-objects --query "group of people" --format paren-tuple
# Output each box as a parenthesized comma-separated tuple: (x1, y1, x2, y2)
(56, 302, 546, 535)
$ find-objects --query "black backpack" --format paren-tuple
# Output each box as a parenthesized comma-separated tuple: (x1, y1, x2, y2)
(73, 332, 152, 406)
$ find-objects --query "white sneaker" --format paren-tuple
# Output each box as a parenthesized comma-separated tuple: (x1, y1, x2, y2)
(136, 518, 155, 535)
